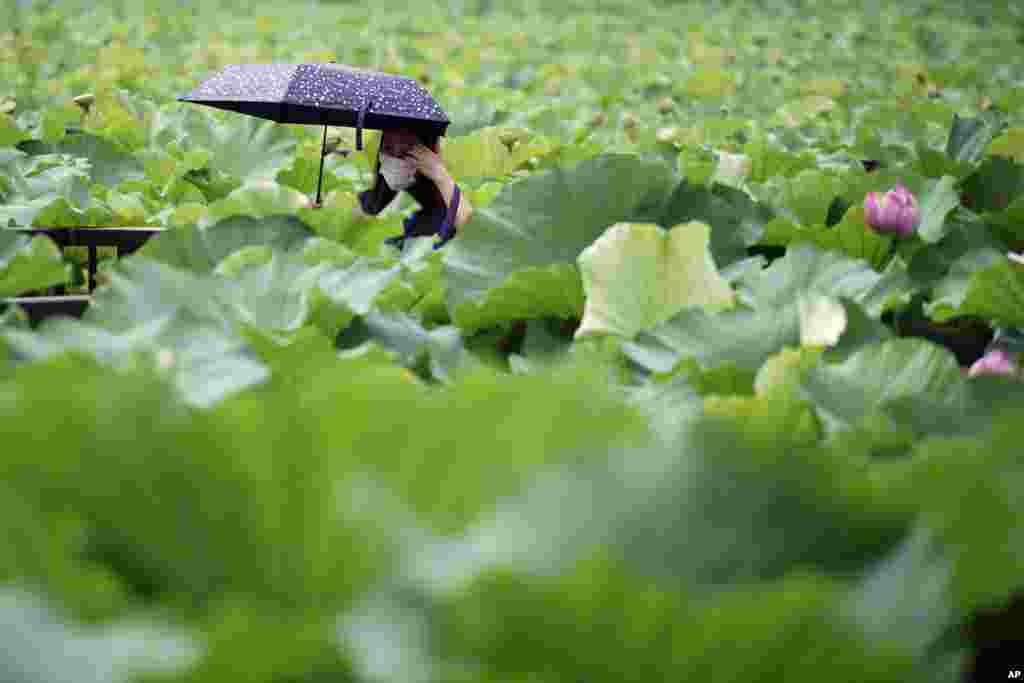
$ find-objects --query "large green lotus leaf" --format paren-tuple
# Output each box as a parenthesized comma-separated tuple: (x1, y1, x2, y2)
(2, 261, 269, 408)
(179, 166, 240, 204)
(799, 338, 986, 446)
(335, 312, 473, 384)
(0, 302, 29, 335)
(945, 110, 1009, 165)
(925, 248, 1006, 322)
(0, 195, 90, 228)
(280, 190, 365, 246)
(94, 240, 392, 340)
(843, 526, 959, 669)
(450, 392, 910, 591)
(904, 407, 1024, 612)
(444, 97, 499, 137)
(156, 109, 296, 183)
(602, 402, 914, 589)
(916, 175, 961, 244)
(101, 189, 148, 227)
(907, 213, 1005, 290)
(987, 127, 1024, 165)
(444, 154, 772, 332)
(316, 259, 403, 319)
(81, 90, 158, 152)
(576, 221, 734, 339)
(0, 232, 69, 297)
(0, 357, 389, 618)
(623, 305, 800, 373)
(752, 346, 824, 401)
(275, 155, 347, 198)
(38, 105, 83, 145)
(0, 113, 27, 148)
(237, 319, 403, 396)
(28, 167, 91, 209)
(0, 589, 198, 683)
(743, 137, 817, 183)
(760, 208, 893, 271)
(655, 180, 774, 265)
(741, 243, 913, 317)
(320, 357, 649, 535)
(138, 216, 313, 274)
(758, 169, 846, 227)
(20, 133, 145, 188)
(959, 156, 1024, 214)
(914, 140, 974, 180)
(443, 155, 677, 331)
(623, 245, 913, 374)
(353, 237, 433, 310)
(507, 317, 577, 375)
(431, 565, 924, 683)
(625, 371, 704, 444)
(217, 251, 340, 335)
(0, 154, 93, 221)
(928, 256, 1024, 328)
(202, 181, 312, 226)
(247, 252, 402, 341)
(821, 297, 894, 363)
(440, 127, 516, 181)
(797, 293, 849, 349)
(985, 196, 1024, 249)
(670, 356, 759, 398)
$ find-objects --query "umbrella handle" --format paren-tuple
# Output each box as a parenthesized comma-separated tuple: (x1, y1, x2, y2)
(356, 97, 372, 151)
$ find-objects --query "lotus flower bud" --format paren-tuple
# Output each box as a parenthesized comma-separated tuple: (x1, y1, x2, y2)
(157, 349, 176, 371)
(712, 151, 752, 189)
(864, 184, 919, 236)
(967, 349, 1018, 379)
(656, 126, 680, 144)
(73, 93, 95, 113)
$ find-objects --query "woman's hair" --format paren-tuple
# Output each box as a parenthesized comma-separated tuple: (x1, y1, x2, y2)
(358, 129, 444, 216)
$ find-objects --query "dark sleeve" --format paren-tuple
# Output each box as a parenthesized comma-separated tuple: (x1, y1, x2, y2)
(358, 175, 399, 215)
(438, 184, 460, 242)
(402, 184, 460, 242)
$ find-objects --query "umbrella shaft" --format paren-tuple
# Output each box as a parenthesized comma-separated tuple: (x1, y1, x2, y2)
(316, 124, 327, 205)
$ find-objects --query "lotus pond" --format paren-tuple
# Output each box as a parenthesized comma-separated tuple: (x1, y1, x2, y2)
(2, 0, 1024, 681)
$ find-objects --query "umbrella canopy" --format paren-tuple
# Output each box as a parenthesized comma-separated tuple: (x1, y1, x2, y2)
(179, 63, 450, 143)
(178, 63, 451, 205)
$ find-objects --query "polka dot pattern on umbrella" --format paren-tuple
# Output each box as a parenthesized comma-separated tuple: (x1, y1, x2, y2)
(184, 63, 300, 102)
(179, 62, 449, 126)
(293, 64, 448, 122)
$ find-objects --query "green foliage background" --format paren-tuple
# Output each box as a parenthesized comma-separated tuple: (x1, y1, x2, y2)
(2, 0, 1024, 681)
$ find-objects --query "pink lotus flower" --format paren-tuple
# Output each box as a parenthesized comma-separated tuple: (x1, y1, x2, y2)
(864, 184, 919, 236)
(967, 349, 1018, 379)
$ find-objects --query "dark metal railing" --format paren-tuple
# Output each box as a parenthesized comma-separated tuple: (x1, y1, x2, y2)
(2, 227, 165, 326)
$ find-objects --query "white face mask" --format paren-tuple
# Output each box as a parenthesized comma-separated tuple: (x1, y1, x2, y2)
(379, 153, 417, 191)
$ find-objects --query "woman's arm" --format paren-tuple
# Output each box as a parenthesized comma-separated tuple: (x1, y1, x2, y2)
(409, 144, 474, 229)
(431, 171, 474, 229)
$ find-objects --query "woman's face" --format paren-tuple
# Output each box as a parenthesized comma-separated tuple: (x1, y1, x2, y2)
(379, 128, 419, 157)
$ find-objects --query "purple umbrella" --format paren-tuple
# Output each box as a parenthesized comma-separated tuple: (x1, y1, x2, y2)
(178, 63, 451, 205)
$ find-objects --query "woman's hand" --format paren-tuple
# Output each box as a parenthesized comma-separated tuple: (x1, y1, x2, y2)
(408, 143, 450, 185)
(408, 141, 473, 233)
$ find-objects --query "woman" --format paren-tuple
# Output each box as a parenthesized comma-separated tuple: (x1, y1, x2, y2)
(355, 127, 473, 250)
